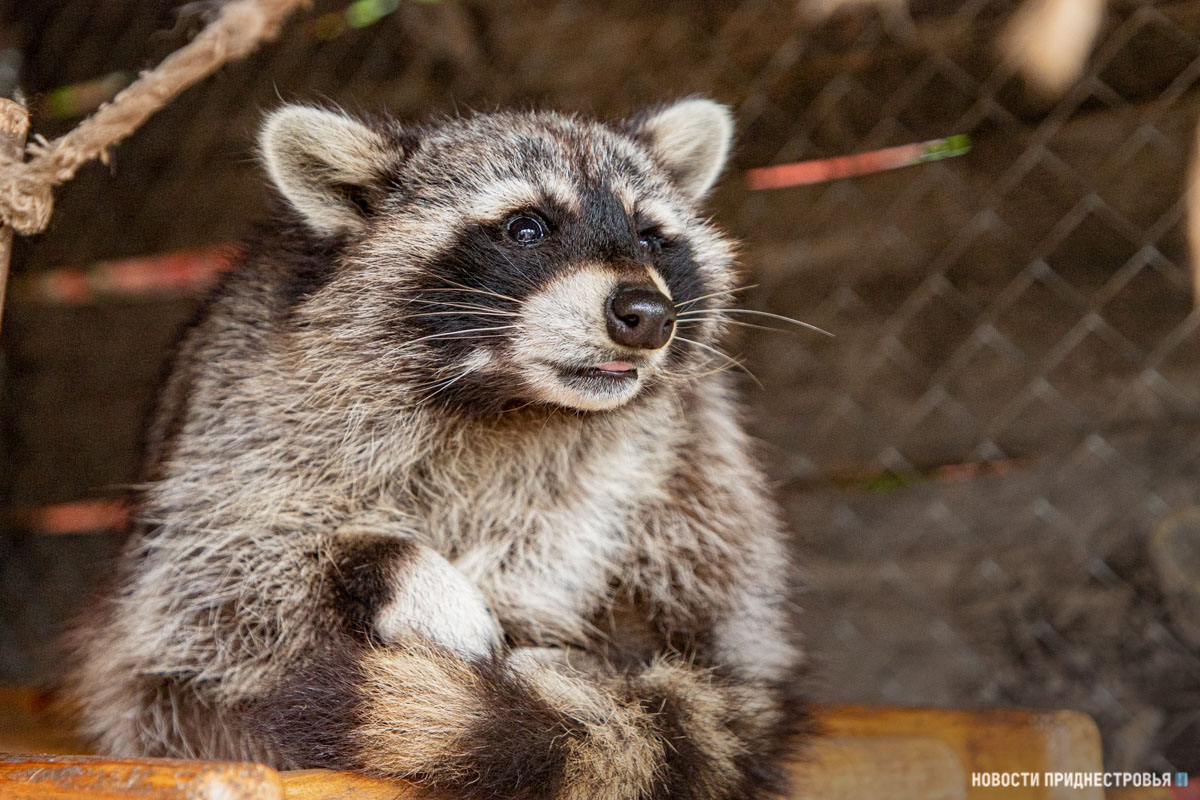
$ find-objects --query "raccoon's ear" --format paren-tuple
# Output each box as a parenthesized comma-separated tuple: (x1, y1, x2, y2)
(633, 99, 734, 201)
(259, 105, 398, 236)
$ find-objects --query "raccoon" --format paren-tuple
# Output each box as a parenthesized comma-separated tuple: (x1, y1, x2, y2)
(68, 98, 810, 800)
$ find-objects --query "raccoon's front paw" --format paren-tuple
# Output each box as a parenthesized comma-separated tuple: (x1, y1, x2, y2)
(375, 543, 503, 659)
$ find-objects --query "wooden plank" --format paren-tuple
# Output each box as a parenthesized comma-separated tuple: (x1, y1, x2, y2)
(818, 705, 1105, 799)
(282, 736, 969, 800)
(0, 753, 284, 800)
(279, 769, 414, 800)
(0, 694, 1108, 799)
(1, 738, 966, 800)
(795, 735, 966, 799)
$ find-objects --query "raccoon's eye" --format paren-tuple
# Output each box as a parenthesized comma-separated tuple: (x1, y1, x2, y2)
(506, 215, 548, 246)
(638, 228, 665, 254)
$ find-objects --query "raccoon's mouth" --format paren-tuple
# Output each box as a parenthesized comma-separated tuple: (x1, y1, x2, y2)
(529, 359, 645, 410)
(552, 362, 643, 388)
(525, 362, 648, 412)
(557, 362, 639, 383)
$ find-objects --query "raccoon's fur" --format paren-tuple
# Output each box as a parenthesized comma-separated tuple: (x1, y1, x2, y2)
(68, 99, 810, 799)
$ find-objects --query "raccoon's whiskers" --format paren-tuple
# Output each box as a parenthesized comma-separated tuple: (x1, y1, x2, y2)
(404, 325, 520, 347)
(688, 359, 748, 380)
(406, 299, 520, 316)
(677, 308, 833, 337)
(406, 366, 472, 393)
(423, 279, 520, 304)
(674, 284, 758, 310)
(404, 311, 519, 320)
(660, 359, 741, 383)
(677, 319, 800, 336)
(403, 354, 491, 399)
(420, 287, 517, 303)
(673, 335, 764, 389)
(413, 367, 477, 405)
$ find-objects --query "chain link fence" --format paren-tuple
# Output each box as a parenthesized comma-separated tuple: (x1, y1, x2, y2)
(1, 0, 1199, 773)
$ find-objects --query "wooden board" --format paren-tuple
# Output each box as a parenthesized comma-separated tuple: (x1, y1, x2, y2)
(0, 742, 967, 800)
(0, 688, 1109, 799)
(0, 753, 285, 800)
(818, 705, 1106, 799)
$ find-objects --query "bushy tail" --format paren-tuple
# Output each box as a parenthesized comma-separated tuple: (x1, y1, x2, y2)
(260, 642, 808, 800)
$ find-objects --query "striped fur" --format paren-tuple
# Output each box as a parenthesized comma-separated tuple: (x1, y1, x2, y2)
(67, 100, 810, 799)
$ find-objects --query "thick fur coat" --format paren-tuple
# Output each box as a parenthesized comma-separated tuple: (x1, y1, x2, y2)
(69, 99, 810, 800)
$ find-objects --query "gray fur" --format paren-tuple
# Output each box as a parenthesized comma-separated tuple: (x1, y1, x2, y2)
(69, 99, 809, 799)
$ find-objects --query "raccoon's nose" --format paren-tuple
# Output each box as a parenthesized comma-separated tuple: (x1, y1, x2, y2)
(606, 285, 676, 350)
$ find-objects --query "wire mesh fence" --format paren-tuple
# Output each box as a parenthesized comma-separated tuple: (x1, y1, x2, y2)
(1, 0, 1199, 773)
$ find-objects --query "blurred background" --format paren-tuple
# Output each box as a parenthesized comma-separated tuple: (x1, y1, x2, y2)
(1, 0, 1199, 775)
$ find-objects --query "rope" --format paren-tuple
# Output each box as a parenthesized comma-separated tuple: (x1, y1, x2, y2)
(0, 0, 310, 235)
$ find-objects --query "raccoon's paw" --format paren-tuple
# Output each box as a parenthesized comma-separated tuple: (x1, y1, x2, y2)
(375, 543, 503, 659)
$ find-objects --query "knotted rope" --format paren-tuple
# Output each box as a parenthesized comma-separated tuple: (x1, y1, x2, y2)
(0, 0, 309, 235)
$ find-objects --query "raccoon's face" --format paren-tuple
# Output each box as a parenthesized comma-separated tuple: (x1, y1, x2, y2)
(261, 100, 737, 414)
